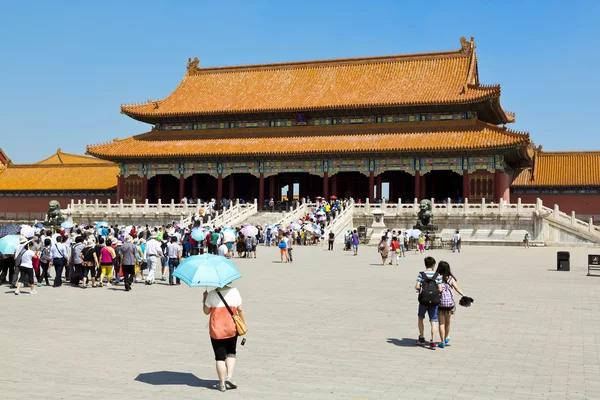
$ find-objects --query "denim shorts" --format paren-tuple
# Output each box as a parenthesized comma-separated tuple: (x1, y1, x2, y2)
(352, 244, 359, 250)
(417, 305, 438, 322)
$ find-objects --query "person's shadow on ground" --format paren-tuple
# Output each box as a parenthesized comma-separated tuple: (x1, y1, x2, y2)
(135, 371, 217, 388)
(386, 338, 418, 347)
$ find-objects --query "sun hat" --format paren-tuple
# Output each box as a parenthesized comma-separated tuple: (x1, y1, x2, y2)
(19, 236, 28, 244)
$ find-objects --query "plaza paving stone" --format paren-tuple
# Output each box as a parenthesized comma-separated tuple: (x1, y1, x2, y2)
(2, 244, 600, 399)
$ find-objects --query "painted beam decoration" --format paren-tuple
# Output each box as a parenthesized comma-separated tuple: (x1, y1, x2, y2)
(119, 154, 502, 180)
(155, 111, 476, 132)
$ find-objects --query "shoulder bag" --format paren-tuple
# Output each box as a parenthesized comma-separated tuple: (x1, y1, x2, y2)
(216, 289, 247, 336)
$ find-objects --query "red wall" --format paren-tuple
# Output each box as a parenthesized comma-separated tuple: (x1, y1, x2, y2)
(0, 195, 116, 215)
(514, 193, 600, 221)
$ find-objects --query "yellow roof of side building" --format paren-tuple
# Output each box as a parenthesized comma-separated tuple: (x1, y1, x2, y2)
(512, 151, 600, 188)
(0, 149, 118, 191)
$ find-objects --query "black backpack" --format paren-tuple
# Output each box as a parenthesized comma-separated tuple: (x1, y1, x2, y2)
(418, 272, 441, 306)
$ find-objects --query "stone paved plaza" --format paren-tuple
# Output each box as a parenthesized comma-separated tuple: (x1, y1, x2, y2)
(2, 244, 600, 400)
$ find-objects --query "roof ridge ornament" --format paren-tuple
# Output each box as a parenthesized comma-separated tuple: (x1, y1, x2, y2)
(187, 57, 200, 75)
(460, 37, 474, 54)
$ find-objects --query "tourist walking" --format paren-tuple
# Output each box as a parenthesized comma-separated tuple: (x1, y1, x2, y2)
(203, 284, 246, 392)
(452, 230, 461, 253)
(14, 241, 37, 295)
(71, 236, 85, 286)
(286, 233, 294, 263)
(97, 238, 115, 287)
(389, 236, 400, 266)
(523, 232, 530, 248)
(418, 235, 425, 255)
(121, 236, 138, 291)
(144, 233, 163, 285)
(351, 229, 359, 256)
(39, 238, 52, 286)
(51, 235, 68, 287)
(378, 236, 389, 265)
(166, 237, 182, 285)
(278, 234, 288, 263)
(435, 261, 466, 348)
(415, 256, 443, 349)
(81, 239, 98, 288)
(328, 231, 334, 250)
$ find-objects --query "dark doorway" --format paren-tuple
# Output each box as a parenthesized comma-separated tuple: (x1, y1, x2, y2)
(334, 172, 369, 201)
(378, 171, 415, 203)
(425, 170, 463, 202)
(147, 175, 180, 203)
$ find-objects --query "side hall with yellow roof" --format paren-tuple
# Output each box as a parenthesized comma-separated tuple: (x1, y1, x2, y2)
(0, 148, 118, 218)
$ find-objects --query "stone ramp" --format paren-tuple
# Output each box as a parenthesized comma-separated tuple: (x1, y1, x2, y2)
(243, 211, 285, 228)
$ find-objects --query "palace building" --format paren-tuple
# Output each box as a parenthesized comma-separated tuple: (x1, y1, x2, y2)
(1, 37, 598, 222)
(86, 37, 534, 208)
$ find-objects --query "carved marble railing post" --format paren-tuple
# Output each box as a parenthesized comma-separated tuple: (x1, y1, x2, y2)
(447, 198, 451, 216)
(480, 198, 485, 214)
(570, 211, 576, 226)
(535, 198, 543, 212)
(107, 200, 111, 215)
(365, 199, 370, 215)
(397, 198, 402, 215)
(589, 218, 595, 233)
(70, 199, 75, 210)
(553, 204, 559, 219)
(516, 198, 521, 214)
(462, 198, 468, 216)
(170, 199, 175, 214)
(144, 199, 149, 213)
(94, 199, 99, 212)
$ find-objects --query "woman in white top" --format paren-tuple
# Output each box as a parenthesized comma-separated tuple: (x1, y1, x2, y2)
(15, 241, 37, 295)
(203, 284, 246, 392)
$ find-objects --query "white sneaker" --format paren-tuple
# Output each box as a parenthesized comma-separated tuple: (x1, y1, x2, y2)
(107, 283, 112, 287)
(30, 290, 38, 295)
(14, 290, 20, 295)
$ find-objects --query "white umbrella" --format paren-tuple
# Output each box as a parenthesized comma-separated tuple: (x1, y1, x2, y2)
(20, 225, 35, 238)
(410, 229, 422, 238)
(223, 230, 236, 243)
(316, 210, 326, 216)
(242, 226, 258, 237)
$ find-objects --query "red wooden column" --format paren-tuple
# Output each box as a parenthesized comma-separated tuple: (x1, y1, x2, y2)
(192, 174, 198, 199)
(414, 171, 421, 201)
(141, 175, 148, 201)
(376, 174, 382, 200)
(495, 169, 510, 202)
(420, 174, 427, 200)
(258, 173, 265, 210)
(323, 172, 329, 200)
(217, 174, 223, 207)
(179, 174, 185, 201)
(156, 175, 162, 202)
(331, 174, 337, 197)
(462, 170, 470, 201)
(229, 174, 235, 199)
(117, 175, 125, 201)
(369, 171, 375, 202)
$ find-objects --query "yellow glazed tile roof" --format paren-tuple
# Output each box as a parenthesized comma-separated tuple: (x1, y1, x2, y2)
(36, 148, 109, 165)
(87, 119, 529, 160)
(0, 164, 119, 191)
(0, 150, 118, 191)
(121, 38, 506, 119)
(512, 152, 600, 187)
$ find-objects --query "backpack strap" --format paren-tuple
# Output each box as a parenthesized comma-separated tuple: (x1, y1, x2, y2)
(420, 271, 428, 281)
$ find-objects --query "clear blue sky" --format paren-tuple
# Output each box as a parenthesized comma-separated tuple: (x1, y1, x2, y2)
(1, 0, 599, 164)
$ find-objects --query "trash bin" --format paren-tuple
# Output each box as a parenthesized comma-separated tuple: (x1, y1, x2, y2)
(557, 251, 570, 271)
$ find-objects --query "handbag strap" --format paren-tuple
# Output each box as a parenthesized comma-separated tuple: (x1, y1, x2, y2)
(216, 289, 235, 317)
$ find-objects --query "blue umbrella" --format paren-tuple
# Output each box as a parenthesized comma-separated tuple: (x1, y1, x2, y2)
(191, 228, 206, 241)
(34, 223, 45, 228)
(173, 254, 241, 288)
(0, 235, 21, 256)
(0, 224, 21, 239)
(61, 221, 74, 229)
(95, 221, 109, 228)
